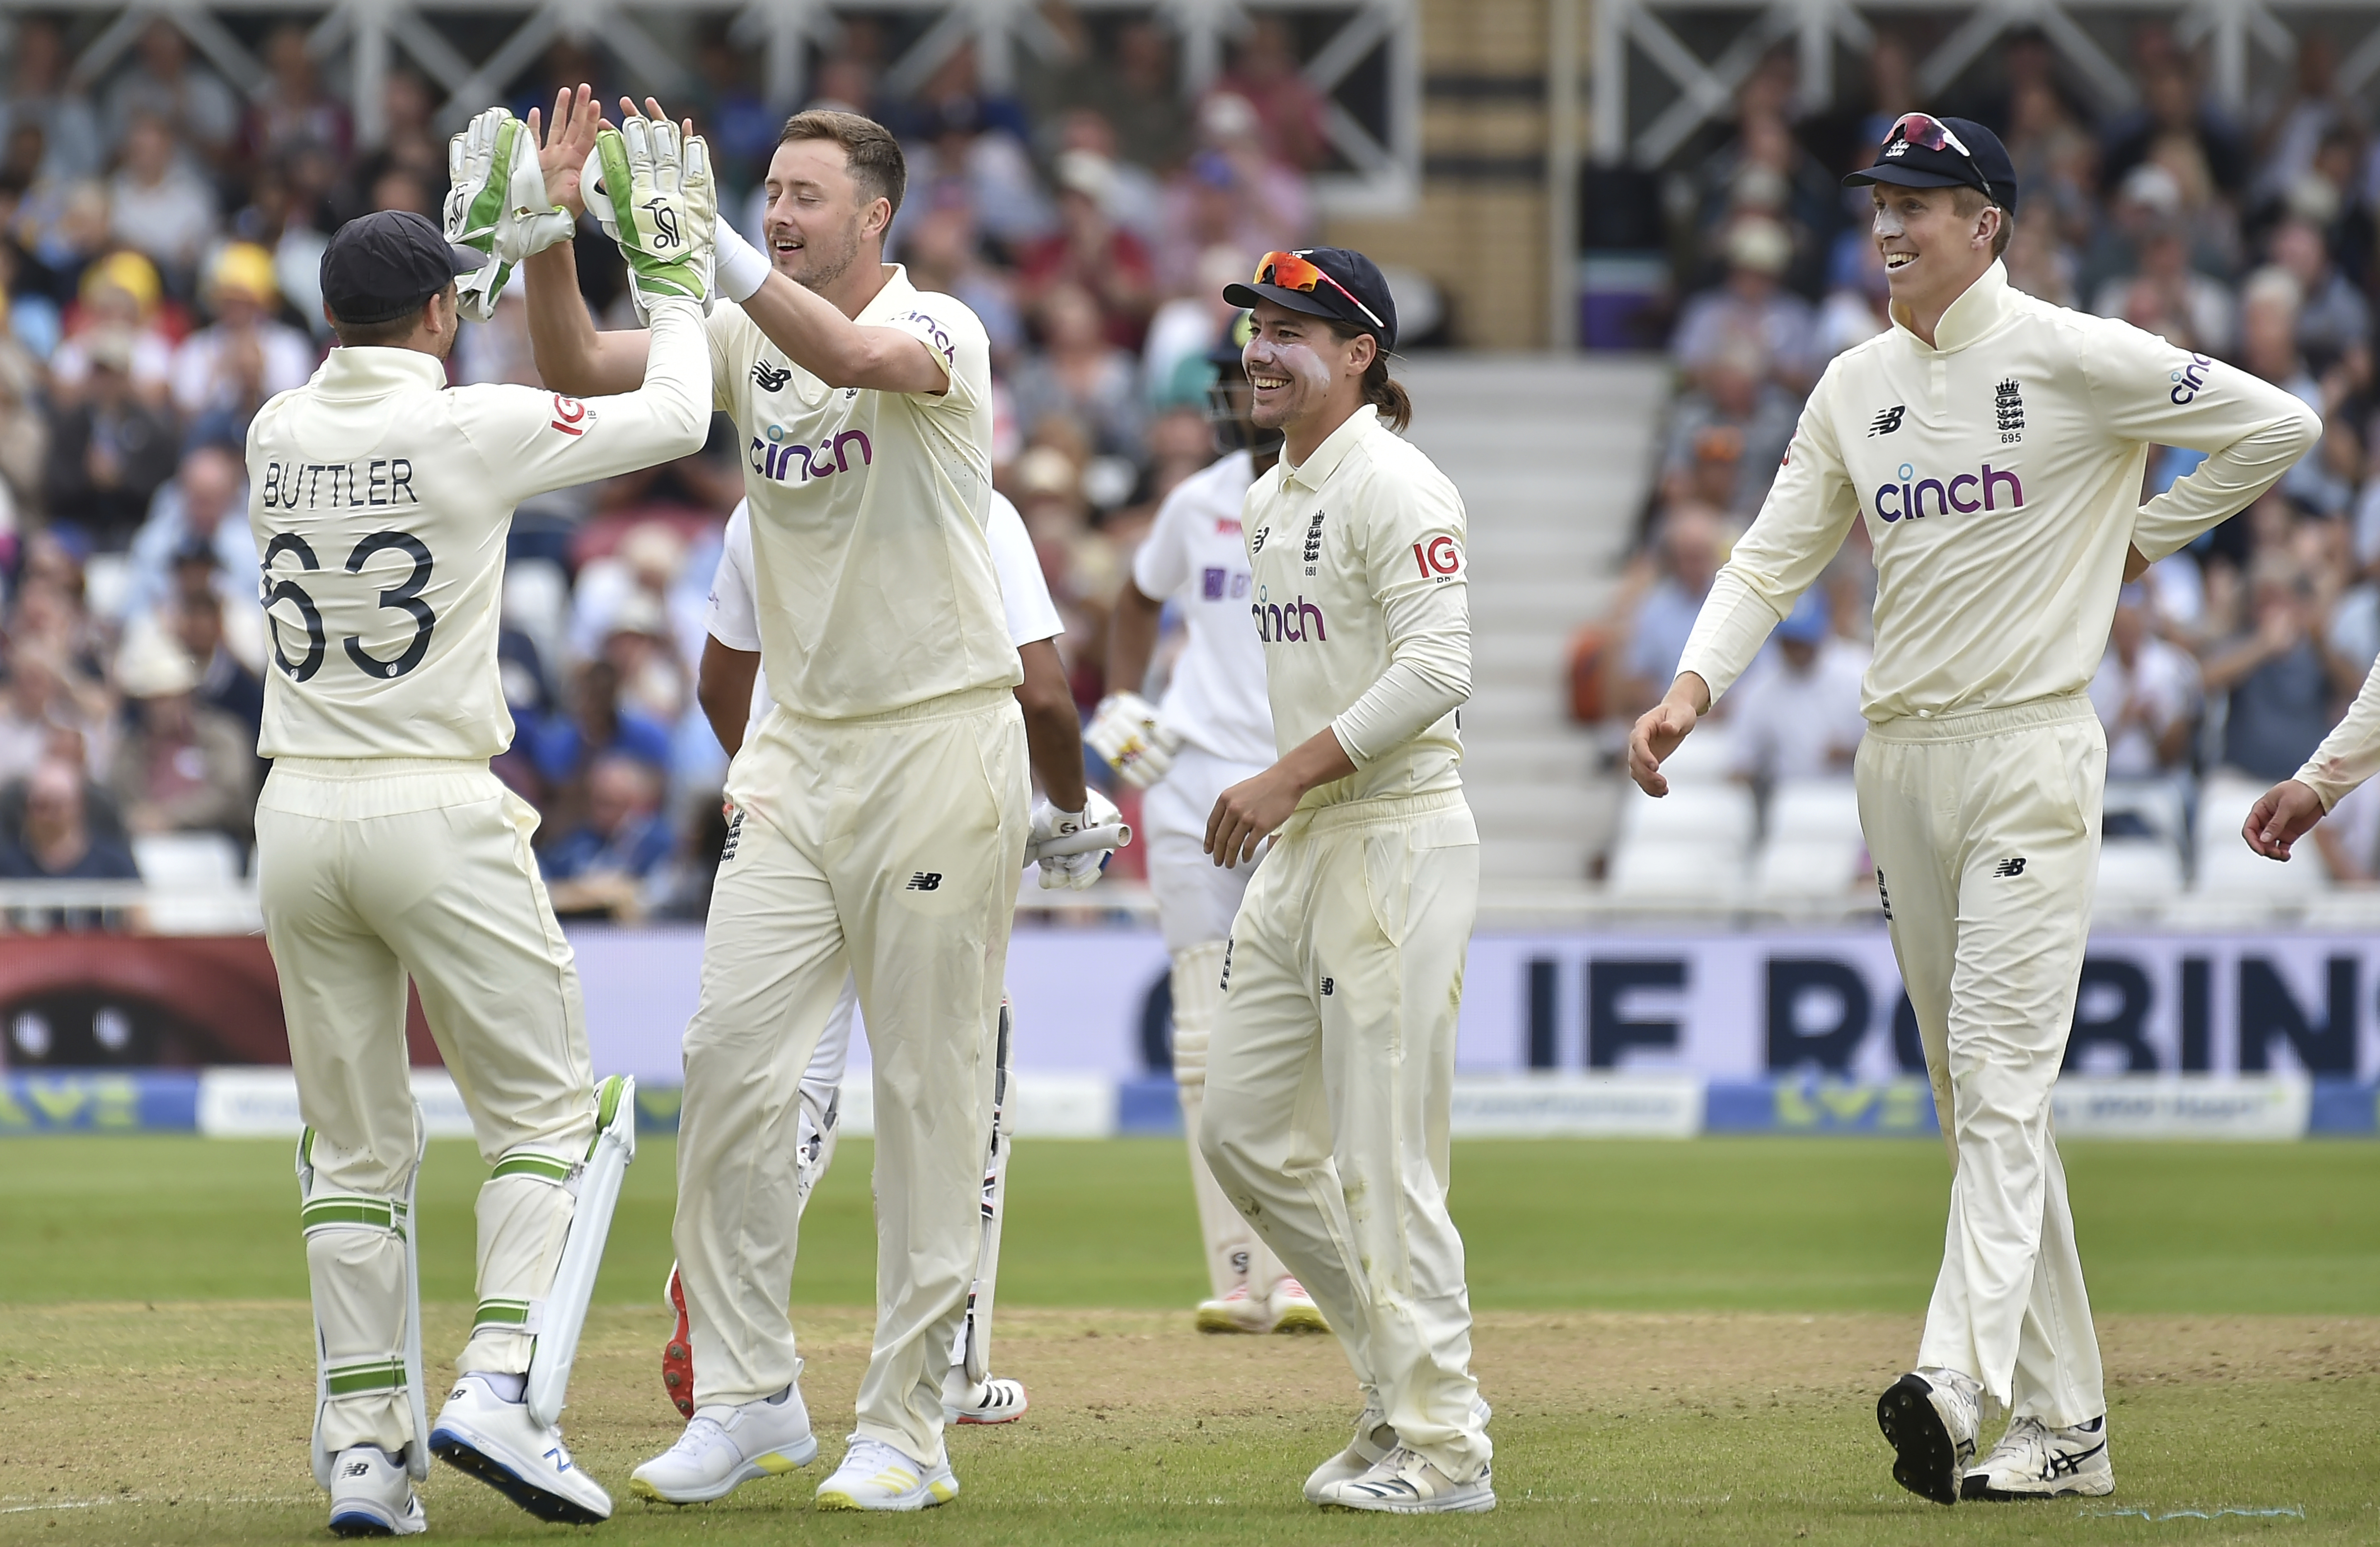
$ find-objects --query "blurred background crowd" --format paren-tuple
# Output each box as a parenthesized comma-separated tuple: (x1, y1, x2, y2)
(0, 9, 1348, 918)
(1589, 21, 2380, 886)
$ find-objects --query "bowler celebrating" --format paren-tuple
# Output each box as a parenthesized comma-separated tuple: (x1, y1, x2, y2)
(1630, 116, 2317, 1505)
(1197, 249, 1492, 1514)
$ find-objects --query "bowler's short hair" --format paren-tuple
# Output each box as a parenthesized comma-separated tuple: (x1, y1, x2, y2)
(778, 109, 906, 221)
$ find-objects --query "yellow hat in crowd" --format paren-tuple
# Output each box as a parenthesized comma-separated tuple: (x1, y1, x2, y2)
(206, 242, 280, 306)
(80, 249, 162, 316)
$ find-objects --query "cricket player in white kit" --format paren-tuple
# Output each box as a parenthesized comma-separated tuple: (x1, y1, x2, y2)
(1630, 116, 2319, 1506)
(520, 94, 1034, 1512)
(1093, 319, 1324, 1336)
(1195, 249, 1493, 1515)
(646, 487, 1118, 1445)
(249, 132, 716, 1535)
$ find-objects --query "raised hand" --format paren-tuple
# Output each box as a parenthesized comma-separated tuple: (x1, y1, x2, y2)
(531, 84, 601, 219)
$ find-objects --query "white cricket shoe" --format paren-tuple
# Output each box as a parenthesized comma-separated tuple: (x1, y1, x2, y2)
(1877, 1368, 1982, 1506)
(942, 1365, 1029, 1424)
(1304, 1395, 1492, 1503)
(1319, 1446, 1495, 1514)
(629, 1380, 820, 1504)
(1195, 1281, 1273, 1334)
(428, 1372, 612, 1524)
(1269, 1276, 1329, 1334)
(326, 1445, 425, 1537)
(1963, 1415, 2114, 1500)
(814, 1436, 958, 1512)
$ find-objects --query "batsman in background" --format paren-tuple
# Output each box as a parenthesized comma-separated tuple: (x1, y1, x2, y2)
(248, 112, 715, 1537)
(1198, 249, 1493, 1515)
(521, 92, 1026, 1513)
(1093, 315, 1325, 1336)
(1630, 115, 2317, 1506)
(640, 483, 1122, 1481)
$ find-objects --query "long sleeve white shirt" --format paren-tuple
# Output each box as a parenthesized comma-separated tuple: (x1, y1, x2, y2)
(1676, 261, 2320, 723)
(246, 298, 712, 759)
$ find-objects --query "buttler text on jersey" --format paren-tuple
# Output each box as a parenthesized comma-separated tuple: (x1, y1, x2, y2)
(258, 458, 419, 511)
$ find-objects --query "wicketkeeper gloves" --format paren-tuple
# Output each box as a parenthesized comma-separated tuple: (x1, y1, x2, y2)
(585, 114, 716, 322)
(443, 108, 575, 321)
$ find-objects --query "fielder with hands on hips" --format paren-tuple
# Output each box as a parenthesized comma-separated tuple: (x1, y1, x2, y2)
(519, 91, 1034, 1513)
(249, 109, 718, 1537)
(1196, 247, 1495, 1515)
(1629, 114, 2317, 1508)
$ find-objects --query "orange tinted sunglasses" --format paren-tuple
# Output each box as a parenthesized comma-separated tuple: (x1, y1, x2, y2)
(1253, 250, 1388, 335)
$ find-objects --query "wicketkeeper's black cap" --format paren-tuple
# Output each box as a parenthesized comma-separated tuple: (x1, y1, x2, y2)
(320, 209, 486, 326)
(1843, 114, 2018, 212)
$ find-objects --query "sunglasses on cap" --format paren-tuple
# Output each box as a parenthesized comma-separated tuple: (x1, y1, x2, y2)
(1885, 112, 1991, 198)
(1253, 250, 1389, 336)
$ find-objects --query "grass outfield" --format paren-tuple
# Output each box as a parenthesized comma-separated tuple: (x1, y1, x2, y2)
(2, 1138, 2376, 1543)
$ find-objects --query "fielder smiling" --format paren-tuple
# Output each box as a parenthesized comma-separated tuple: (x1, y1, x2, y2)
(1630, 115, 2317, 1506)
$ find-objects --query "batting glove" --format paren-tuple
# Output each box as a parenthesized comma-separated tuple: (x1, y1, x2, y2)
(1028, 789, 1129, 891)
(586, 114, 716, 321)
(1084, 691, 1180, 789)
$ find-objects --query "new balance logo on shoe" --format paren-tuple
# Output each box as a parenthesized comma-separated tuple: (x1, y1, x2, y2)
(752, 360, 791, 392)
(343, 1460, 371, 1478)
(906, 872, 943, 891)
(1994, 857, 2027, 878)
(1868, 404, 1906, 436)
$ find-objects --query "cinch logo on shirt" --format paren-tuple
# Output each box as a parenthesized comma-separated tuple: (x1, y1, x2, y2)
(1874, 460, 2023, 522)
(2168, 352, 2215, 404)
(750, 426, 872, 484)
(889, 309, 957, 367)
(1251, 586, 1326, 642)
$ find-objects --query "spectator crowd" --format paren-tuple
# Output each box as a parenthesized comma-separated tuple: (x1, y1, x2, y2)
(1602, 24, 2380, 883)
(0, 11, 1338, 920)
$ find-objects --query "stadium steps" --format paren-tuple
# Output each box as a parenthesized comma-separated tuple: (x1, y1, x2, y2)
(1401, 353, 1666, 896)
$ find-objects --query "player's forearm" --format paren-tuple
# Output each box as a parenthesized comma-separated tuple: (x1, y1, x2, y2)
(1016, 639, 1088, 810)
(522, 243, 650, 398)
(2295, 659, 2380, 811)
(1105, 582, 1163, 698)
(1674, 569, 1791, 705)
(2130, 395, 2322, 561)
(1332, 578, 1470, 764)
(530, 300, 708, 486)
(740, 272, 945, 394)
(697, 638, 759, 757)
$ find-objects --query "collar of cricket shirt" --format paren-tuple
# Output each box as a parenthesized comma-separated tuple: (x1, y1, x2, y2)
(1889, 257, 2013, 356)
(856, 263, 919, 322)
(312, 344, 450, 398)
(1281, 402, 1378, 492)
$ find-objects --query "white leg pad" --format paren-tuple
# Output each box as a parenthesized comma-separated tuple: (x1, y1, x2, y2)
(956, 998, 1013, 1385)
(299, 1106, 430, 1485)
(524, 1076, 638, 1429)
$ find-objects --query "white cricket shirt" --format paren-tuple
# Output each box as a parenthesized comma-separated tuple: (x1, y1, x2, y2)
(1242, 406, 1470, 808)
(1677, 261, 2320, 722)
(706, 266, 1018, 720)
(1130, 448, 1277, 767)
(246, 298, 711, 759)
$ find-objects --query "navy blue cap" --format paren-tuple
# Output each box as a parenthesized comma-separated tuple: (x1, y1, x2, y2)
(1224, 247, 1398, 353)
(1844, 115, 2017, 212)
(320, 210, 485, 326)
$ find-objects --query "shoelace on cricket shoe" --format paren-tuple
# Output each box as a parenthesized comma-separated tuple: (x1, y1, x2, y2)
(661, 1414, 733, 1463)
(837, 1438, 924, 1491)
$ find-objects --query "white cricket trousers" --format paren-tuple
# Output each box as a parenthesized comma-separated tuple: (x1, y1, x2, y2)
(1143, 745, 1286, 1302)
(1201, 790, 1489, 1481)
(673, 686, 1028, 1464)
(1855, 693, 2107, 1426)
(258, 758, 595, 1453)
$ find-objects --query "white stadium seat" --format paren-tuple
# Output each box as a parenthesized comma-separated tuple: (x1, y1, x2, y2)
(1754, 837, 1868, 901)
(2193, 778, 2326, 898)
(1608, 783, 1752, 901)
(1766, 779, 1862, 843)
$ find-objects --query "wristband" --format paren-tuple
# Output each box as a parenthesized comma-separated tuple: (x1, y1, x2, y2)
(714, 213, 771, 302)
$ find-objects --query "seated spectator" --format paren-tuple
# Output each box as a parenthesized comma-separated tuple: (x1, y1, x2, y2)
(0, 641, 111, 783)
(896, 199, 1025, 365)
(526, 659, 672, 795)
(171, 589, 266, 749)
(1019, 150, 1157, 350)
(1216, 17, 1328, 170)
(0, 759, 141, 932)
(2201, 557, 2355, 782)
(239, 23, 353, 167)
(43, 332, 179, 546)
(2092, 220, 2233, 354)
(1727, 593, 1866, 787)
(1661, 341, 1798, 519)
(2089, 585, 2201, 778)
(169, 243, 318, 424)
(601, 591, 691, 727)
(0, 19, 102, 185)
(120, 443, 257, 622)
(2266, 217, 2371, 373)
(1817, 236, 1889, 357)
(542, 753, 675, 919)
(107, 111, 220, 285)
(103, 20, 241, 167)
(107, 625, 256, 844)
(2237, 267, 2321, 409)
(1010, 283, 1146, 463)
(48, 251, 177, 407)
(1671, 217, 1818, 393)
(1616, 503, 1724, 714)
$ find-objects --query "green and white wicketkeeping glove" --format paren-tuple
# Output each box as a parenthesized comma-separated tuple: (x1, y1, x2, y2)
(443, 108, 574, 321)
(585, 115, 715, 321)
